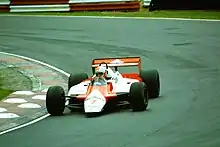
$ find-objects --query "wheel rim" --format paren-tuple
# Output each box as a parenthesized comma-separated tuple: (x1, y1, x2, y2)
(157, 74, 160, 93)
(143, 85, 148, 105)
(59, 90, 65, 111)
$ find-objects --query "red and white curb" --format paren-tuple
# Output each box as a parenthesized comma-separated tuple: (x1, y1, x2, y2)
(0, 91, 44, 118)
(0, 52, 69, 135)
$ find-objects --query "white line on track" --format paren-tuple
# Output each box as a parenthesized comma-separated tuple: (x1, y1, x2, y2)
(0, 114, 50, 135)
(0, 14, 220, 22)
(0, 51, 70, 135)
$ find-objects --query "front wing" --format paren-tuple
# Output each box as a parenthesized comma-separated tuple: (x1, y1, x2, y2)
(65, 92, 129, 110)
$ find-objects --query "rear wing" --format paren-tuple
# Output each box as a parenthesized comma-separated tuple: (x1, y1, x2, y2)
(91, 56, 141, 73)
(92, 56, 141, 67)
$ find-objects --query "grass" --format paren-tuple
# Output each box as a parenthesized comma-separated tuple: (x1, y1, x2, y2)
(0, 88, 13, 101)
(0, 67, 33, 101)
(0, 77, 13, 101)
(1, 9, 220, 19)
(0, 69, 13, 100)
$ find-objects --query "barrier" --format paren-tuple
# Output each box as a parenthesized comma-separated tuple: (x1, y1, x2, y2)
(69, 0, 136, 3)
(69, 1, 140, 11)
(0, 0, 140, 12)
(0, 5, 9, 12)
(10, 4, 70, 12)
(10, 0, 69, 5)
(69, 0, 139, 12)
(0, 0, 10, 12)
(143, 0, 151, 7)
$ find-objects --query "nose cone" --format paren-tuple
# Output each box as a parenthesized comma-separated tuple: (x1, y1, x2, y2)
(84, 90, 106, 113)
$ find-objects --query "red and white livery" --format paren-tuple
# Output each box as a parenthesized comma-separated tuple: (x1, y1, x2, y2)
(46, 56, 160, 117)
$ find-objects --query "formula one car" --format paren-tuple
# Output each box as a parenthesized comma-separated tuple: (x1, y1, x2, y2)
(46, 56, 160, 117)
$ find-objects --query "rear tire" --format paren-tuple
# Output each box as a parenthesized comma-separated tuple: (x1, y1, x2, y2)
(46, 86, 65, 116)
(140, 69, 160, 98)
(68, 73, 88, 90)
(129, 82, 148, 111)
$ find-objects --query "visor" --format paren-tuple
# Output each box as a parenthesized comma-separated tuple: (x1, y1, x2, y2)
(96, 72, 103, 76)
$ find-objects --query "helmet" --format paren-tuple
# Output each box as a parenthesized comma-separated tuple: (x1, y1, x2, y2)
(95, 65, 107, 77)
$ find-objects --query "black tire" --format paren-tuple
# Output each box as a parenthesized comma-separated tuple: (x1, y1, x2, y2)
(129, 82, 148, 111)
(140, 69, 160, 98)
(85, 113, 100, 118)
(46, 86, 65, 116)
(68, 73, 88, 90)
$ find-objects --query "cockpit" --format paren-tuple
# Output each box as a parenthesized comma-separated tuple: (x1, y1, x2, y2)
(93, 78, 107, 86)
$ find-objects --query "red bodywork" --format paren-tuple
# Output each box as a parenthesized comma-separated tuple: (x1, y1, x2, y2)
(75, 56, 143, 102)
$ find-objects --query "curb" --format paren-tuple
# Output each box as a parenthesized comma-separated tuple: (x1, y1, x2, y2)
(0, 52, 68, 133)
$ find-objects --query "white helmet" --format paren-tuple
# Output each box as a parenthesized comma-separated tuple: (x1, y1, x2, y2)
(95, 65, 107, 77)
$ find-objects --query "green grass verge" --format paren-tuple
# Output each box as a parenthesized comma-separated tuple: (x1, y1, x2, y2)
(0, 88, 13, 101)
(0, 66, 33, 101)
(0, 72, 13, 101)
(1, 10, 220, 19)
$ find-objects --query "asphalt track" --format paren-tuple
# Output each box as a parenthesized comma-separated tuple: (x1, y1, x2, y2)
(0, 16, 220, 147)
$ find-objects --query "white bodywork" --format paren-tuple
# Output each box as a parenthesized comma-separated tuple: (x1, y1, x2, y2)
(84, 90, 106, 113)
(67, 68, 139, 113)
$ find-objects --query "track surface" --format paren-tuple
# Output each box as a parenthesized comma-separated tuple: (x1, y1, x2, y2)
(0, 16, 220, 147)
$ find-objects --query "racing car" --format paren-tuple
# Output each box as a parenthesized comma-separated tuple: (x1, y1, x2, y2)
(46, 56, 160, 117)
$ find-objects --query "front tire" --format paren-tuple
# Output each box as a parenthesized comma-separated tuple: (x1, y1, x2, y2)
(129, 82, 148, 111)
(68, 73, 88, 90)
(46, 86, 65, 116)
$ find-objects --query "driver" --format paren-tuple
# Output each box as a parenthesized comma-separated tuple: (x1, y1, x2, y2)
(92, 65, 107, 81)
(98, 63, 115, 80)
(92, 63, 116, 81)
